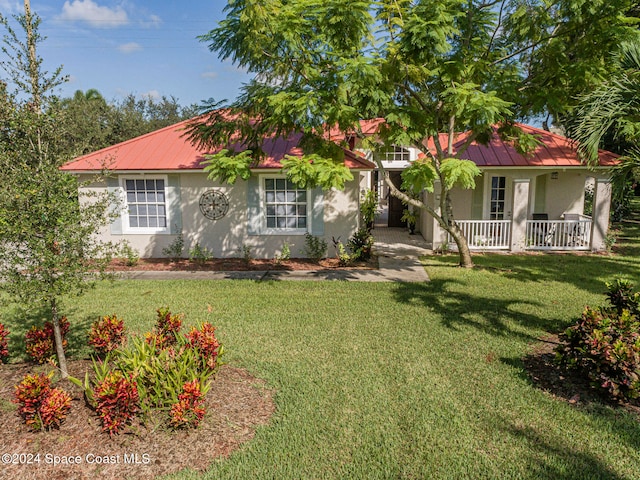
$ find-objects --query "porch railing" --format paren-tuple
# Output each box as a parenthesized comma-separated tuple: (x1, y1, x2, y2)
(448, 220, 511, 250)
(525, 217, 592, 251)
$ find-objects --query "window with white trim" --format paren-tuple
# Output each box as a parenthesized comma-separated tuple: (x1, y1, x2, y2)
(489, 176, 506, 220)
(264, 178, 307, 230)
(123, 178, 168, 231)
(375, 145, 410, 162)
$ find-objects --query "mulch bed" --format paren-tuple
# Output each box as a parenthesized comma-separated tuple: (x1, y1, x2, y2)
(0, 361, 275, 480)
(522, 334, 640, 417)
(106, 257, 378, 272)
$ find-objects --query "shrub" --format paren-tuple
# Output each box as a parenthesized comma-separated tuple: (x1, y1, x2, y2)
(347, 228, 374, 261)
(169, 380, 206, 429)
(303, 233, 327, 262)
(14, 372, 71, 431)
(88, 314, 127, 356)
(335, 240, 352, 266)
(189, 242, 213, 264)
(162, 230, 184, 261)
(555, 279, 640, 401)
(145, 307, 183, 350)
(606, 279, 640, 316)
(274, 242, 291, 264)
(84, 308, 224, 432)
(93, 370, 140, 436)
(360, 189, 379, 231)
(39, 387, 72, 431)
(239, 244, 252, 265)
(25, 317, 70, 364)
(185, 322, 224, 371)
(110, 336, 216, 425)
(0, 322, 9, 363)
(119, 240, 139, 266)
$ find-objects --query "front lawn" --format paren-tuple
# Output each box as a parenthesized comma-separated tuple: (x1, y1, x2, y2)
(1, 209, 639, 479)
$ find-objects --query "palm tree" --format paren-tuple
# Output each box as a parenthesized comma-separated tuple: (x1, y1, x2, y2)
(570, 40, 640, 210)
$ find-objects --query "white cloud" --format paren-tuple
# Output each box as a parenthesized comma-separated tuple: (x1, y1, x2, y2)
(142, 14, 162, 28)
(0, 0, 20, 14)
(142, 90, 161, 100)
(118, 42, 142, 54)
(201, 72, 219, 80)
(57, 0, 129, 29)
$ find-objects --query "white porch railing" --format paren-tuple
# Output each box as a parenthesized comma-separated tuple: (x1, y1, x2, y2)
(525, 217, 592, 251)
(448, 220, 511, 250)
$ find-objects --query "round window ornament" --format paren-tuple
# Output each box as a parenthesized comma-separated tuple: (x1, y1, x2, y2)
(199, 190, 229, 220)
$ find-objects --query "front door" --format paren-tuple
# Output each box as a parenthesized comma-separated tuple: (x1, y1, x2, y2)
(388, 171, 406, 227)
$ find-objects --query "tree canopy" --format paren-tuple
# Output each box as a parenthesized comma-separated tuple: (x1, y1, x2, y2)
(190, 0, 639, 267)
(56, 91, 199, 157)
(569, 38, 640, 217)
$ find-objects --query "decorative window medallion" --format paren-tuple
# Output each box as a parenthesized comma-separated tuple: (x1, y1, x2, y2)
(199, 190, 229, 220)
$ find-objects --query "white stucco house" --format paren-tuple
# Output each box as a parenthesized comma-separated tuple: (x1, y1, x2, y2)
(62, 119, 617, 259)
(61, 119, 375, 259)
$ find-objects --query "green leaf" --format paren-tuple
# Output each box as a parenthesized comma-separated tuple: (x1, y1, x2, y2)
(201, 150, 254, 185)
(439, 158, 481, 190)
(401, 159, 437, 194)
(281, 155, 353, 190)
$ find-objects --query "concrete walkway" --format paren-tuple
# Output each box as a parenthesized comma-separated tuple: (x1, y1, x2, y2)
(119, 228, 431, 283)
(371, 227, 432, 282)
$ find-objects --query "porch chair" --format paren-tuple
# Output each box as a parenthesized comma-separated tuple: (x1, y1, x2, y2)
(530, 213, 550, 245)
(562, 213, 584, 245)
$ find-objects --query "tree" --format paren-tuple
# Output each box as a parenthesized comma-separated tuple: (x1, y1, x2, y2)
(0, 3, 118, 378)
(569, 39, 640, 216)
(56, 91, 199, 157)
(189, 0, 637, 267)
(56, 89, 113, 157)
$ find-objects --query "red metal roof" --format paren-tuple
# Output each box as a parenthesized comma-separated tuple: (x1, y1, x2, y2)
(61, 119, 375, 172)
(62, 120, 617, 172)
(327, 121, 617, 167)
(429, 124, 618, 167)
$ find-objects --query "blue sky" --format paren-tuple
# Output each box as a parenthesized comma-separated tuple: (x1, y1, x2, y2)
(1, 0, 250, 107)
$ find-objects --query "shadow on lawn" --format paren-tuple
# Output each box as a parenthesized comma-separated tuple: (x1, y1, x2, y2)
(502, 350, 640, 455)
(392, 279, 563, 342)
(499, 421, 632, 479)
(423, 212, 640, 296)
(425, 250, 639, 296)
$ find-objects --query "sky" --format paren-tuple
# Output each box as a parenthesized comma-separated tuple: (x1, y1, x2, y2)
(0, 0, 251, 108)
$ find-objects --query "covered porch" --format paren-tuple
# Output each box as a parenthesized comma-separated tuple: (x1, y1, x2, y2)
(449, 215, 593, 251)
(437, 176, 613, 252)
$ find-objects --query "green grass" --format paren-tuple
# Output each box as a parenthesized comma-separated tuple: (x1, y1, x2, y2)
(2, 204, 640, 479)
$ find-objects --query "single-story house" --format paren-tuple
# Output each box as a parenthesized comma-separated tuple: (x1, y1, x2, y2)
(62, 119, 617, 258)
(350, 124, 618, 252)
(61, 119, 375, 259)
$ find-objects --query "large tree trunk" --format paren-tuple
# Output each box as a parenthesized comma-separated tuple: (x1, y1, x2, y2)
(379, 168, 474, 268)
(50, 298, 69, 379)
(445, 221, 474, 268)
(440, 190, 474, 268)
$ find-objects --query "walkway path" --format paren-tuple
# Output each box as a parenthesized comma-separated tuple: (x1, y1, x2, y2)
(120, 228, 431, 283)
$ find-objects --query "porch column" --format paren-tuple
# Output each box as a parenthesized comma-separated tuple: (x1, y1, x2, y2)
(591, 177, 612, 252)
(510, 179, 530, 252)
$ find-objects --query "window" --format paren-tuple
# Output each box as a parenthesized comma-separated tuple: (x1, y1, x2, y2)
(375, 145, 410, 163)
(490, 176, 506, 220)
(264, 178, 307, 230)
(123, 178, 168, 231)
